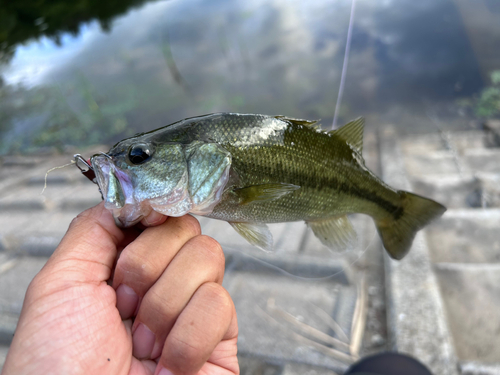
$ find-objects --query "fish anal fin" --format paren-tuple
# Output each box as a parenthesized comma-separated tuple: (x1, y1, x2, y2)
(330, 117, 365, 153)
(307, 216, 356, 250)
(234, 183, 300, 205)
(274, 115, 321, 130)
(229, 222, 273, 252)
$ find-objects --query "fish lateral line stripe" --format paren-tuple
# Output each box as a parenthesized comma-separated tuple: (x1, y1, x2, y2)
(233, 165, 399, 216)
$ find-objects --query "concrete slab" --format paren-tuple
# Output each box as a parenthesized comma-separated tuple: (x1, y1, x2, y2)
(410, 174, 480, 209)
(282, 362, 340, 375)
(427, 209, 500, 263)
(464, 148, 500, 173)
(460, 361, 500, 375)
(403, 151, 463, 176)
(380, 128, 458, 375)
(0, 256, 47, 317)
(0, 345, 9, 372)
(237, 356, 282, 375)
(400, 131, 487, 156)
(222, 250, 355, 372)
(0, 212, 79, 256)
(435, 263, 500, 363)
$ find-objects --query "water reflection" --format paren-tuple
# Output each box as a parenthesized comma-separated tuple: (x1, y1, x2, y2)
(0, 0, 498, 154)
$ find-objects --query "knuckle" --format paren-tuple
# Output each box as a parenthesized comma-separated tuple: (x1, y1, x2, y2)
(192, 235, 225, 268)
(72, 204, 100, 226)
(115, 250, 155, 288)
(68, 214, 85, 231)
(165, 335, 204, 374)
(176, 215, 201, 237)
(200, 282, 231, 309)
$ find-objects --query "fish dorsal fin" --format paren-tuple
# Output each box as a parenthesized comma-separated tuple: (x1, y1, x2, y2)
(233, 183, 300, 205)
(274, 115, 321, 130)
(330, 117, 365, 153)
(306, 215, 356, 250)
(229, 222, 273, 252)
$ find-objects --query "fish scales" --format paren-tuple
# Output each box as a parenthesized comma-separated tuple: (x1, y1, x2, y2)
(90, 113, 446, 259)
(194, 114, 399, 223)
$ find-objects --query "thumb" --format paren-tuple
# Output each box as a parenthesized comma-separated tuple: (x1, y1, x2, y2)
(39, 202, 127, 285)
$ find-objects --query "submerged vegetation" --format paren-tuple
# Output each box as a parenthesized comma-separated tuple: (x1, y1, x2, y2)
(458, 70, 500, 120)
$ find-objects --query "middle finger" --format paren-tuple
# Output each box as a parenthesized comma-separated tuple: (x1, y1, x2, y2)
(113, 214, 202, 319)
(132, 234, 225, 360)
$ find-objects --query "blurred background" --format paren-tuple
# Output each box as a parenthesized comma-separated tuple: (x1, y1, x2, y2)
(0, 0, 499, 374)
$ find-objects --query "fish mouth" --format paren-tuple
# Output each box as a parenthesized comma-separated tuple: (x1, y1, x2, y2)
(91, 154, 143, 227)
(90, 153, 195, 227)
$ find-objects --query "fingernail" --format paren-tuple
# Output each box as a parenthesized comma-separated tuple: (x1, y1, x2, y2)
(158, 367, 174, 375)
(151, 340, 163, 359)
(132, 323, 155, 359)
(116, 284, 139, 320)
(142, 211, 166, 226)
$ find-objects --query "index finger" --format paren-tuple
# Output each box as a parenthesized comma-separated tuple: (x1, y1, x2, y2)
(42, 202, 135, 285)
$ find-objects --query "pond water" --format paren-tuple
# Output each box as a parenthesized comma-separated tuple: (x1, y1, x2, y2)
(1, 0, 499, 154)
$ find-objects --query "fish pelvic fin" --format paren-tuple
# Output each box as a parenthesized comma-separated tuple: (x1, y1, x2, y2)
(375, 191, 446, 260)
(229, 222, 273, 252)
(233, 183, 300, 205)
(330, 117, 365, 153)
(307, 215, 356, 250)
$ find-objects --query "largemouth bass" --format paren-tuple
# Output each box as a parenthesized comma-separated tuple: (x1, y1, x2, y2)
(90, 113, 446, 260)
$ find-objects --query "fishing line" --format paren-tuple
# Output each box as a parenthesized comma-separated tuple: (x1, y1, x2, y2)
(40, 160, 75, 195)
(332, 0, 357, 130)
(223, 227, 378, 283)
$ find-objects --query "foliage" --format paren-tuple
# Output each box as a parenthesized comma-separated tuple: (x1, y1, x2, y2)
(0, 0, 151, 62)
(458, 70, 500, 119)
(0, 75, 136, 154)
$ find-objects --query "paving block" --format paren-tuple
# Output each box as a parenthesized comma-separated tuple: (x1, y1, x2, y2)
(237, 356, 282, 375)
(464, 148, 500, 173)
(0, 212, 78, 256)
(0, 345, 9, 371)
(0, 256, 47, 317)
(282, 362, 340, 375)
(484, 119, 500, 147)
(426, 209, 500, 263)
(222, 249, 355, 373)
(380, 128, 458, 375)
(403, 151, 464, 176)
(400, 134, 447, 155)
(410, 174, 480, 209)
(459, 361, 500, 375)
(0, 313, 17, 346)
(435, 264, 500, 364)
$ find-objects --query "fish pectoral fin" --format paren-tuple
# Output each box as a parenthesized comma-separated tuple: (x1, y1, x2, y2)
(229, 222, 273, 252)
(330, 117, 365, 153)
(307, 216, 356, 250)
(233, 183, 300, 205)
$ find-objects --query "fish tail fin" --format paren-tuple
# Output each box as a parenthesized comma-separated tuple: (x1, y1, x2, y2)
(375, 191, 446, 260)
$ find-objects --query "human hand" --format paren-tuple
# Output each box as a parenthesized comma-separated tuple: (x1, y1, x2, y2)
(2, 203, 238, 375)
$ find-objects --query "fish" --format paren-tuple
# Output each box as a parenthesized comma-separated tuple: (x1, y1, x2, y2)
(90, 113, 446, 260)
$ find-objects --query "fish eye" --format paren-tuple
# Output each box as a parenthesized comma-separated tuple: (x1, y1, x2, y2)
(128, 143, 154, 165)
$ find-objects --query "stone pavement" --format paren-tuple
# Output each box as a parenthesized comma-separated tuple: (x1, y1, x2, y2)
(0, 128, 498, 374)
(382, 128, 500, 375)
